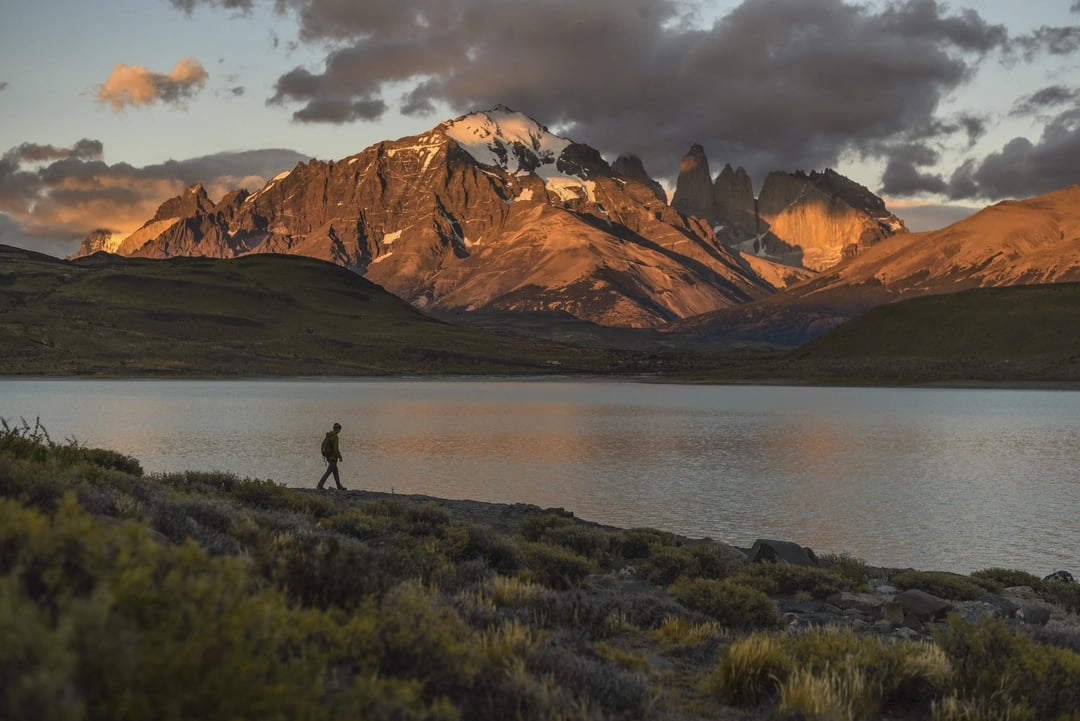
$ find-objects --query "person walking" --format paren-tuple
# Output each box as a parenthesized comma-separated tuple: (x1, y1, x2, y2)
(316, 422, 346, 490)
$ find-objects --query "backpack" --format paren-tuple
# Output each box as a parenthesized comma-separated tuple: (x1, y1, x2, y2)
(320, 433, 335, 457)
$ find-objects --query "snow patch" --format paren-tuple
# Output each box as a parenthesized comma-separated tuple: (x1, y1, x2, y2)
(382, 230, 402, 245)
(371, 251, 392, 264)
(516, 188, 534, 202)
(443, 107, 572, 177)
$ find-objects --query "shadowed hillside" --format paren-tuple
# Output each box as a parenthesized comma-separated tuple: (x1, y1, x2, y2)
(775, 282, 1080, 385)
(0, 245, 630, 376)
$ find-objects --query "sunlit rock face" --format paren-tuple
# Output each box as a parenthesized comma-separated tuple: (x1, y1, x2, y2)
(671, 144, 716, 221)
(73, 107, 776, 328)
(756, 170, 905, 271)
(670, 146, 907, 272)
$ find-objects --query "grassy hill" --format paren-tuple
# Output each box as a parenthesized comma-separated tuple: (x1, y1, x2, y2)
(0, 245, 633, 376)
(5, 244, 1079, 384)
(780, 282, 1080, 384)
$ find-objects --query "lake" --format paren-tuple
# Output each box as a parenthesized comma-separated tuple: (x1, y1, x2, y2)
(3, 378, 1078, 575)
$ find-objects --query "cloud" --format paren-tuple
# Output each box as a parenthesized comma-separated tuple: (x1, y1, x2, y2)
(946, 107, 1080, 199)
(1011, 25, 1080, 60)
(169, 0, 253, 14)
(0, 144, 308, 256)
(1011, 85, 1080, 117)
(881, 143, 949, 196)
(0, 81, 8, 92)
(176, 0, 1016, 190)
(97, 57, 210, 110)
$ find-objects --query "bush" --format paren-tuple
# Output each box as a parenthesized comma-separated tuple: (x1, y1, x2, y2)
(519, 541, 596, 590)
(668, 578, 780, 630)
(611, 527, 676, 559)
(891, 570, 988, 601)
(935, 615, 1080, 720)
(707, 627, 952, 719)
(969, 567, 1044, 592)
(705, 633, 792, 705)
(730, 562, 847, 598)
(818, 552, 873, 589)
(638, 545, 698, 586)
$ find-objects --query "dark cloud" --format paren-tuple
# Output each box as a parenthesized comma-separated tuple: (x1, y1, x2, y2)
(1012, 25, 1080, 60)
(881, 143, 949, 196)
(1011, 85, 1080, 117)
(947, 108, 1080, 199)
(0, 144, 308, 256)
(170, 0, 1075, 202)
(1073, 1, 1080, 12)
(234, 0, 1010, 187)
(0, 81, 8, 92)
(169, 0, 253, 14)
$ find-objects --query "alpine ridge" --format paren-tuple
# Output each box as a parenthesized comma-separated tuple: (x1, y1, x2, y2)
(74, 107, 783, 328)
(672, 146, 908, 271)
(672, 185, 1080, 346)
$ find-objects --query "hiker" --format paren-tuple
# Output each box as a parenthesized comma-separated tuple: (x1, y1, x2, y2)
(316, 422, 346, 490)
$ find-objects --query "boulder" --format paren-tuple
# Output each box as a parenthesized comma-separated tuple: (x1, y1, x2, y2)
(748, 539, 818, 567)
(894, 589, 952, 621)
(1044, 570, 1075, 584)
(1018, 606, 1052, 626)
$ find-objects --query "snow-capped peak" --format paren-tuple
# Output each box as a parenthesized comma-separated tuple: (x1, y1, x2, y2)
(442, 106, 573, 177)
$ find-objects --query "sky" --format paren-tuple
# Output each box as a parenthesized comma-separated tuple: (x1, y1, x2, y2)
(2, 0, 1079, 256)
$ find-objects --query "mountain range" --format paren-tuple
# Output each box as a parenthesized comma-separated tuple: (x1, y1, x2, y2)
(72, 106, 1080, 347)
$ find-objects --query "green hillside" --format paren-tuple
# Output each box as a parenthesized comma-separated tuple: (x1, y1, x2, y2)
(784, 282, 1080, 384)
(0, 246, 627, 376)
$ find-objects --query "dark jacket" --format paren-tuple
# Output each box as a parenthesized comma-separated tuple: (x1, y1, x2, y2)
(322, 431, 342, 461)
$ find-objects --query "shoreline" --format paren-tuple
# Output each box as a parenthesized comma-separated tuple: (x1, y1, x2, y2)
(4, 371, 1080, 391)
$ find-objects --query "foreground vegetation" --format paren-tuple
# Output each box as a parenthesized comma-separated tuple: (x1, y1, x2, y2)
(3, 418, 1080, 720)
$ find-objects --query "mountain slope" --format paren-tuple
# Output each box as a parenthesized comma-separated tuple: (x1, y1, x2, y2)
(74, 107, 775, 329)
(0, 245, 628, 376)
(672, 186, 1080, 346)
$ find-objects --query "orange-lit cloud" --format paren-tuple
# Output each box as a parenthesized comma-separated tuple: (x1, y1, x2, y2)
(97, 57, 209, 110)
(0, 144, 307, 256)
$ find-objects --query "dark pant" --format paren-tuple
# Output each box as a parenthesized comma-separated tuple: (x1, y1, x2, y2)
(317, 459, 342, 489)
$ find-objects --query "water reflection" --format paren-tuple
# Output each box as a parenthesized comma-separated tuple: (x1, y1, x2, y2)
(3, 379, 1079, 574)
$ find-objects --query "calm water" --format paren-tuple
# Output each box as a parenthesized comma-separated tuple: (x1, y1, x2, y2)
(3, 378, 1078, 575)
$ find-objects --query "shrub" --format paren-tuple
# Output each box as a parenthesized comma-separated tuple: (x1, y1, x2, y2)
(519, 540, 596, 590)
(891, 570, 988, 601)
(651, 615, 725, 650)
(818, 552, 873, 589)
(228, 477, 337, 518)
(528, 641, 651, 719)
(935, 614, 1080, 720)
(1043, 580, 1080, 615)
(517, 513, 574, 541)
(450, 523, 525, 573)
(322, 509, 394, 540)
(705, 633, 792, 705)
(707, 627, 951, 718)
(638, 545, 698, 586)
(969, 567, 1044, 592)
(668, 578, 780, 630)
(729, 562, 847, 598)
(610, 527, 675, 559)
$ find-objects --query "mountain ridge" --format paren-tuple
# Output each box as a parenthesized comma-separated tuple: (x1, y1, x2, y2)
(74, 107, 784, 329)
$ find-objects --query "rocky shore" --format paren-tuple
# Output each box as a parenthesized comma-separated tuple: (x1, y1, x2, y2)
(304, 487, 1080, 646)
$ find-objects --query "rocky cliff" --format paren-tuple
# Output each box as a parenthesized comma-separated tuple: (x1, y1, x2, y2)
(671, 185, 1080, 346)
(670, 147, 907, 272)
(74, 108, 775, 328)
